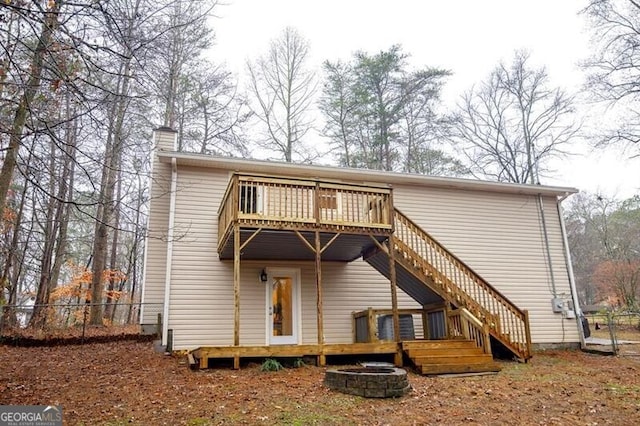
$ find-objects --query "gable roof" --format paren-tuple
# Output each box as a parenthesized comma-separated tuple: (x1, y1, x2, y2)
(157, 151, 578, 199)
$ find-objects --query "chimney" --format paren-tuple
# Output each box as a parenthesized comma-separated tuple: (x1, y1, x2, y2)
(153, 126, 178, 152)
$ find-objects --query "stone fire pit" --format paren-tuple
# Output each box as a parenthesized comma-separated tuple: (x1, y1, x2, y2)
(323, 366, 410, 398)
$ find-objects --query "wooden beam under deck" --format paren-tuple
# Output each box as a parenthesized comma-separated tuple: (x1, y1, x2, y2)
(192, 342, 399, 369)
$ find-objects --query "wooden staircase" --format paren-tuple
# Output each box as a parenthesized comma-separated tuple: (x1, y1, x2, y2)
(403, 340, 501, 375)
(364, 208, 532, 361)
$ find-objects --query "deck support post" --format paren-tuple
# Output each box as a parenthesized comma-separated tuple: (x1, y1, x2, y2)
(315, 230, 325, 366)
(387, 234, 402, 366)
(198, 350, 208, 369)
(233, 224, 240, 350)
(421, 308, 429, 340)
(524, 309, 532, 361)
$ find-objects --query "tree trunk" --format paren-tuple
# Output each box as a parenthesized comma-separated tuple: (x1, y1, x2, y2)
(104, 169, 122, 321)
(0, 1, 62, 219)
(49, 101, 77, 294)
(0, 157, 32, 327)
(29, 137, 61, 328)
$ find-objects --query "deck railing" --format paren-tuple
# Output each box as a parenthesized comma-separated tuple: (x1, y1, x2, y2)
(218, 174, 393, 250)
(448, 307, 492, 355)
(393, 208, 532, 360)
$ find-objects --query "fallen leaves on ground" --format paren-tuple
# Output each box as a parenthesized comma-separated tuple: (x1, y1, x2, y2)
(1, 341, 640, 425)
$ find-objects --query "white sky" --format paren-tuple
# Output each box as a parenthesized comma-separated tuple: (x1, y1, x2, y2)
(207, 0, 639, 199)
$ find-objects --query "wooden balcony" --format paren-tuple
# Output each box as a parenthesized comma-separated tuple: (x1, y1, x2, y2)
(218, 174, 393, 261)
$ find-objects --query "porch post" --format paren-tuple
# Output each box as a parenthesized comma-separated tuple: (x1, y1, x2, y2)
(388, 234, 402, 366)
(315, 230, 325, 366)
(233, 224, 240, 348)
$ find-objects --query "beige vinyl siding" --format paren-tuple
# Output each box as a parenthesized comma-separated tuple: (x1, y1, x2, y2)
(322, 261, 421, 344)
(167, 168, 232, 348)
(393, 185, 578, 344)
(140, 141, 173, 325)
(168, 260, 417, 349)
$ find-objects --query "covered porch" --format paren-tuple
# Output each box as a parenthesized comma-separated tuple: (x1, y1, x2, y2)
(215, 173, 411, 367)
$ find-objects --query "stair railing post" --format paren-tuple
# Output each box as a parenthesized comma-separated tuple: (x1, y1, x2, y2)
(444, 304, 451, 338)
(461, 314, 471, 340)
(483, 322, 492, 355)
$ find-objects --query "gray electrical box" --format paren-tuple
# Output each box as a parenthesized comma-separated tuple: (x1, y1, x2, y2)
(551, 297, 564, 313)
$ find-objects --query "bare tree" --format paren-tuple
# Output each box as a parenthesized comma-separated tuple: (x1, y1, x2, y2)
(174, 65, 251, 156)
(247, 27, 317, 162)
(566, 193, 640, 308)
(452, 50, 579, 184)
(583, 0, 640, 155)
(0, 0, 218, 329)
(145, 0, 217, 129)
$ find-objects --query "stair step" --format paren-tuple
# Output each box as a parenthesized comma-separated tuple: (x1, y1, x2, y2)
(407, 347, 484, 357)
(402, 340, 477, 350)
(420, 362, 501, 375)
(414, 354, 494, 365)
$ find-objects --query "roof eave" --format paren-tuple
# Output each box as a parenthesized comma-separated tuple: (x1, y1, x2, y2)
(157, 151, 579, 198)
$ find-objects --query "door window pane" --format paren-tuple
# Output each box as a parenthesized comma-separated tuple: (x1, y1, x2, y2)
(272, 277, 293, 337)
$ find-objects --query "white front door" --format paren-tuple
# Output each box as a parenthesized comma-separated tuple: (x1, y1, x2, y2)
(266, 268, 300, 345)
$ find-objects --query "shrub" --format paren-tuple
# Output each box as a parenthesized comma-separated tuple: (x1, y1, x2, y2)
(260, 358, 284, 372)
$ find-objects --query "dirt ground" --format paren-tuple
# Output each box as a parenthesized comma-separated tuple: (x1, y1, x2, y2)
(1, 341, 640, 425)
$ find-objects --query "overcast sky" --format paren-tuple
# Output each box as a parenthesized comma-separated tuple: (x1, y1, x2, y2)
(207, 0, 638, 199)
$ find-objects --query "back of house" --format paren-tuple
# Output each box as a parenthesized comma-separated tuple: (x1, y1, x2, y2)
(140, 127, 583, 371)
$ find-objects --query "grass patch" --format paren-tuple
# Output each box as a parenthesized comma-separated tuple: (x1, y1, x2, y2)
(186, 418, 213, 426)
(606, 383, 640, 395)
(272, 407, 355, 425)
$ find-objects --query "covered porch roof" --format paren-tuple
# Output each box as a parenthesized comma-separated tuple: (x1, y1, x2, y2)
(219, 229, 388, 262)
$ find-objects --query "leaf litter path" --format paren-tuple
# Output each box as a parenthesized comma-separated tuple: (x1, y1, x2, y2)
(1, 341, 640, 425)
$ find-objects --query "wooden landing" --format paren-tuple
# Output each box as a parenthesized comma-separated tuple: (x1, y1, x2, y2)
(402, 340, 501, 375)
(191, 342, 399, 369)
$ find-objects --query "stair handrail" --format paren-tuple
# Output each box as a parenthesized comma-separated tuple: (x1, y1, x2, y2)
(393, 208, 531, 359)
(394, 210, 526, 315)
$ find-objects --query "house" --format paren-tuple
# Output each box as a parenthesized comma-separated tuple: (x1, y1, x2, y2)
(140, 127, 584, 374)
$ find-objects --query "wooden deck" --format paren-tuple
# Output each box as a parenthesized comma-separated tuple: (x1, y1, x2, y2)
(190, 339, 501, 376)
(217, 173, 394, 259)
(191, 342, 399, 369)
